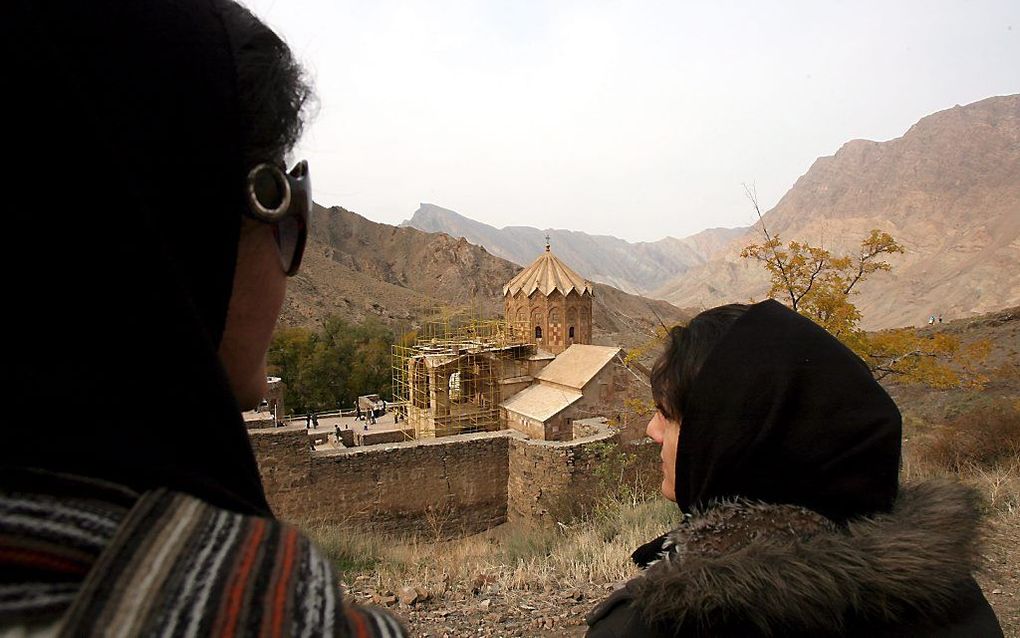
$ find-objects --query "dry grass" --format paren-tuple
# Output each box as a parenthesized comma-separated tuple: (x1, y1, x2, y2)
(903, 397, 1020, 519)
(901, 395, 1020, 636)
(910, 398, 1020, 474)
(308, 497, 679, 595)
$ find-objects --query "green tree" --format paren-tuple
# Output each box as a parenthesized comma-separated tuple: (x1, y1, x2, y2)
(268, 317, 395, 413)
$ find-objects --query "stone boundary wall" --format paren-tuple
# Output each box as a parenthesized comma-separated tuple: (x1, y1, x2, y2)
(249, 423, 618, 538)
(507, 428, 620, 525)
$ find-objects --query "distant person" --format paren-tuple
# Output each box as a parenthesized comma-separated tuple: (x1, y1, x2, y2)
(938, 313, 943, 324)
(3, 2, 405, 635)
(312, 412, 319, 428)
(356, 404, 363, 421)
(929, 314, 937, 325)
(586, 301, 1002, 637)
(334, 424, 341, 443)
(306, 413, 312, 429)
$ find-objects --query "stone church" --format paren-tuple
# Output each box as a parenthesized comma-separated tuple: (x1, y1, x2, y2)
(391, 241, 623, 442)
(503, 240, 593, 355)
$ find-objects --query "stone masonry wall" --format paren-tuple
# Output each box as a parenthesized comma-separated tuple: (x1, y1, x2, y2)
(507, 428, 619, 525)
(251, 427, 509, 538)
(250, 425, 314, 495)
(250, 424, 619, 537)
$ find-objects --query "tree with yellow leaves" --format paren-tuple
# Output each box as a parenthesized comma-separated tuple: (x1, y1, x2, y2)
(740, 187, 987, 388)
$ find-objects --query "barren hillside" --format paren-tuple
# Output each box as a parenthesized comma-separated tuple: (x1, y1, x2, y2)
(655, 94, 1020, 329)
(281, 205, 689, 346)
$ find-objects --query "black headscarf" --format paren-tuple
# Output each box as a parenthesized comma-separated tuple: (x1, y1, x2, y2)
(4, 0, 272, 515)
(675, 300, 902, 522)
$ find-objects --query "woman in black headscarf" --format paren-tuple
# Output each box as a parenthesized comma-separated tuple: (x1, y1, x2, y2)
(586, 300, 1003, 637)
(3, 1, 405, 635)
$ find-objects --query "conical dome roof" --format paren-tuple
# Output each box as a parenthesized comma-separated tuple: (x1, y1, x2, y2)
(503, 248, 593, 298)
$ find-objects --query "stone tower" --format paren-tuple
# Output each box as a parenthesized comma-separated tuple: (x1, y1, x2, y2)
(503, 239, 593, 354)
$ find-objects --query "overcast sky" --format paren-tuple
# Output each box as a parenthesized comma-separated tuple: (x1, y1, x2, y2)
(244, 0, 1019, 242)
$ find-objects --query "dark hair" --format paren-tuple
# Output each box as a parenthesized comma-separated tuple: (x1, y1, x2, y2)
(220, 1, 314, 165)
(651, 304, 749, 422)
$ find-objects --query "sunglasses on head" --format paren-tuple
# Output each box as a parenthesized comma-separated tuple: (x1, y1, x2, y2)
(244, 160, 311, 276)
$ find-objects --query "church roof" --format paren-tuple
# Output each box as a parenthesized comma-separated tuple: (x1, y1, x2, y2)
(500, 383, 582, 422)
(502, 249, 593, 297)
(534, 345, 621, 390)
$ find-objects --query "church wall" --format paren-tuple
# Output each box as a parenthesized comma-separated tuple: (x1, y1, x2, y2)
(504, 409, 547, 440)
(527, 356, 554, 377)
(543, 413, 571, 441)
(498, 377, 533, 406)
(561, 361, 629, 425)
(249, 424, 619, 538)
(504, 289, 592, 355)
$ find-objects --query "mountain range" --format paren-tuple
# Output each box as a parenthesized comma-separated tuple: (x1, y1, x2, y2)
(403, 94, 1020, 329)
(402, 204, 744, 295)
(280, 205, 689, 352)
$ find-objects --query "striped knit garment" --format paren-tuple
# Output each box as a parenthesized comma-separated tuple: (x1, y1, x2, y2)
(1, 474, 406, 637)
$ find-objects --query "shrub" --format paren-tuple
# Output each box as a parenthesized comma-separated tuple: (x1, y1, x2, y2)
(915, 398, 1020, 473)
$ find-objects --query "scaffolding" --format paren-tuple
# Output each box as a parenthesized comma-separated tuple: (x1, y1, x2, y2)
(392, 314, 532, 439)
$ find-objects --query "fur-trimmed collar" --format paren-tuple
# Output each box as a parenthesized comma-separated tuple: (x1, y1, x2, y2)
(628, 480, 986, 635)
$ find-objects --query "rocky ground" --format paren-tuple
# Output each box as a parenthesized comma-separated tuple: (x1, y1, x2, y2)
(979, 517, 1020, 637)
(341, 501, 1020, 637)
(344, 575, 615, 637)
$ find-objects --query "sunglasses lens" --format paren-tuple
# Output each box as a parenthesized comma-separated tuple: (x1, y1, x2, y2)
(274, 215, 301, 274)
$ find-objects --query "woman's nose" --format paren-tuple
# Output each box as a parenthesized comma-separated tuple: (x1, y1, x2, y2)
(646, 413, 663, 443)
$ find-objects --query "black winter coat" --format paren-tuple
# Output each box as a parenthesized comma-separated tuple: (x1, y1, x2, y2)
(586, 481, 1003, 637)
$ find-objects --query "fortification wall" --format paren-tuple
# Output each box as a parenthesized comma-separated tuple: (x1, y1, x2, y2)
(249, 423, 619, 537)
(507, 428, 619, 524)
(251, 427, 509, 537)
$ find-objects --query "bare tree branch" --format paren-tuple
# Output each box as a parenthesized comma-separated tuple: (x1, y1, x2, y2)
(743, 183, 798, 309)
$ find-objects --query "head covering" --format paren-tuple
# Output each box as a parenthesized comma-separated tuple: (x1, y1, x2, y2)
(4, 0, 273, 515)
(675, 300, 902, 522)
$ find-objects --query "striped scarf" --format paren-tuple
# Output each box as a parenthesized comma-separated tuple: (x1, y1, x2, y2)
(1, 471, 405, 637)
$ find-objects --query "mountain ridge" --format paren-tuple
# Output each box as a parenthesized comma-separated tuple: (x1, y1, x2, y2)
(401, 203, 744, 294)
(281, 204, 690, 352)
(401, 94, 1019, 329)
(653, 93, 1020, 328)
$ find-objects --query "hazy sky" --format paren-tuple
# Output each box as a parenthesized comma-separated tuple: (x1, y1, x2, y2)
(244, 0, 1019, 242)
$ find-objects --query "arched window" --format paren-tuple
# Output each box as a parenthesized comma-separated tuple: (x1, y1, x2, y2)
(549, 307, 561, 324)
(569, 326, 575, 339)
(535, 326, 543, 339)
(448, 371, 461, 401)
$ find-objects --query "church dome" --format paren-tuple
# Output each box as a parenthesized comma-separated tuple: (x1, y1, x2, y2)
(503, 248, 593, 298)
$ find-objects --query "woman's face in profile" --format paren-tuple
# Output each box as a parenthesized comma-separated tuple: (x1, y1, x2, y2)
(646, 411, 682, 502)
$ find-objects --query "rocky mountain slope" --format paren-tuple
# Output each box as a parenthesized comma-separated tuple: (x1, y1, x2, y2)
(655, 94, 1020, 329)
(281, 205, 688, 349)
(402, 203, 744, 295)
